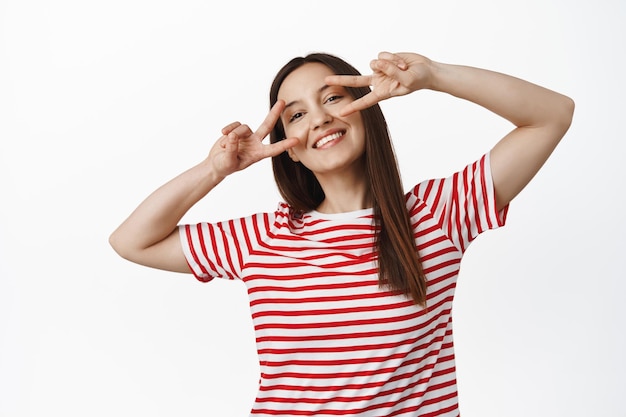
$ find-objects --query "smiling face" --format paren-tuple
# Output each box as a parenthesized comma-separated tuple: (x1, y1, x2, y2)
(277, 62, 366, 177)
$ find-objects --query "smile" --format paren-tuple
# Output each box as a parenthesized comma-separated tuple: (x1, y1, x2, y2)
(314, 131, 344, 149)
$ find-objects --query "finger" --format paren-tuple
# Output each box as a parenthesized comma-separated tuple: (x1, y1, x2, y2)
(377, 51, 408, 70)
(230, 123, 253, 138)
(325, 74, 373, 88)
(224, 131, 239, 155)
(254, 100, 285, 140)
(218, 134, 228, 149)
(263, 137, 299, 158)
(370, 57, 406, 78)
(339, 92, 383, 117)
(221, 121, 241, 135)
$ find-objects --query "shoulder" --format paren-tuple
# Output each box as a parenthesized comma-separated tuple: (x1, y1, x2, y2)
(405, 153, 491, 205)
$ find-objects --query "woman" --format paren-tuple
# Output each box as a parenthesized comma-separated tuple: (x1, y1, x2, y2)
(110, 51, 574, 416)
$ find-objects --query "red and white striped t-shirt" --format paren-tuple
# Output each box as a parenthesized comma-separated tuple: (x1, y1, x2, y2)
(180, 153, 507, 416)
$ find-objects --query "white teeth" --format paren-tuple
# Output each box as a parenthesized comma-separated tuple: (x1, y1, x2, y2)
(314, 132, 342, 148)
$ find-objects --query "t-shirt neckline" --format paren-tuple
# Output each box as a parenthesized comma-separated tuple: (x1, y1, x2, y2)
(308, 207, 374, 221)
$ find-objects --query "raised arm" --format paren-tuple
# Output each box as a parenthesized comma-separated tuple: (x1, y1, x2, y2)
(109, 101, 298, 273)
(326, 52, 575, 211)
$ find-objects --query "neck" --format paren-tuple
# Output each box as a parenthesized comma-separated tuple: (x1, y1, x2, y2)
(314, 168, 371, 214)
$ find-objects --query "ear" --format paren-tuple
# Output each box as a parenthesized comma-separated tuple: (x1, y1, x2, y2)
(287, 147, 300, 162)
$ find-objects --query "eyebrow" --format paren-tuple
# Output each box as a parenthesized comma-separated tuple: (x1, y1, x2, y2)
(283, 84, 332, 111)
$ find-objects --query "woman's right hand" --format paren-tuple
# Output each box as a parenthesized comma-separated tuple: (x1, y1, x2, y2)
(109, 100, 299, 273)
(208, 99, 299, 178)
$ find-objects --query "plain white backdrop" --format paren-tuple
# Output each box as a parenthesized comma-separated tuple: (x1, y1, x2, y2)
(1, 0, 624, 416)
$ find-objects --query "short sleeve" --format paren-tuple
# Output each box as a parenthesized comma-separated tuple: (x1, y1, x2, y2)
(178, 218, 248, 282)
(408, 152, 508, 253)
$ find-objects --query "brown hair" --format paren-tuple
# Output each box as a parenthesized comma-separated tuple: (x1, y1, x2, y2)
(269, 53, 427, 306)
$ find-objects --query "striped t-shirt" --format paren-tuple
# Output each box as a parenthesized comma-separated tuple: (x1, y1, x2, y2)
(180, 152, 507, 416)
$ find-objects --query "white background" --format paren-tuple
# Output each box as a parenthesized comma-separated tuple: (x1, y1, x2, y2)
(1, 0, 624, 416)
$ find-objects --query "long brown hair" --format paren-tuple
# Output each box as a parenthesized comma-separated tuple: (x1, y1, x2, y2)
(269, 53, 427, 306)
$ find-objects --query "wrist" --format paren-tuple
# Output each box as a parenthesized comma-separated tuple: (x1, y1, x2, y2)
(426, 60, 448, 92)
(196, 158, 227, 189)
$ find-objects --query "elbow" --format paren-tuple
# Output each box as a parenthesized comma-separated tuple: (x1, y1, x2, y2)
(558, 95, 575, 135)
(542, 94, 575, 144)
(108, 231, 125, 258)
(109, 230, 134, 261)
(564, 95, 575, 125)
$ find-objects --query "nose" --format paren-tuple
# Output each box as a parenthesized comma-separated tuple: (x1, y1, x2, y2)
(310, 106, 333, 130)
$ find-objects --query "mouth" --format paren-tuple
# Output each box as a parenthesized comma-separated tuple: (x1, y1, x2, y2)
(313, 130, 345, 149)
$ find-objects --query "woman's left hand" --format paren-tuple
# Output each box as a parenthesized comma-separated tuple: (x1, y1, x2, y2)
(325, 52, 434, 116)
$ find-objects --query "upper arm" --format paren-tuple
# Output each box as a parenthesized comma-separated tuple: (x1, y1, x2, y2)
(110, 227, 192, 274)
(490, 97, 574, 211)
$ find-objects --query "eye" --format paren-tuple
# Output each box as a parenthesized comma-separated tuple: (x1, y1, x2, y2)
(325, 95, 342, 104)
(288, 112, 304, 123)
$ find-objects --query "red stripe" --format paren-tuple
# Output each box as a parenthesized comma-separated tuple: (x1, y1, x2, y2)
(251, 299, 414, 319)
(215, 222, 236, 280)
(259, 356, 455, 393)
(422, 258, 461, 275)
(245, 257, 376, 274)
(470, 159, 484, 235)
(479, 154, 494, 229)
(195, 224, 218, 274)
(245, 267, 378, 285)
(184, 225, 211, 281)
(252, 386, 457, 416)
(230, 219, 244, 271)
(288, 223, 376, 238)
(419, 245, 459, 263)
(250, 287, 396, 307)
(256, 372, 453, 404)
(248, 279, 378, 296)
(462, 162, 473, 247)
(257, 315, 450, 354)
(255, 307, 427, 331)
(449, 172, 463, 252)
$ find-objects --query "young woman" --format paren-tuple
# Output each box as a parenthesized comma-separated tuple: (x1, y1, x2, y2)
(110, 51, 574, 416)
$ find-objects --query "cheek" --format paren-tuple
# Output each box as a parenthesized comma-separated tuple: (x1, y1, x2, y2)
(293, 138, 307, 155)
(283, 127, 307, 147)
(287, 145, 304, 162)
(347, 112, 364, 127)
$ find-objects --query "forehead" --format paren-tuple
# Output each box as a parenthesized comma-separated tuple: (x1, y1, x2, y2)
(277, 62, 335, 100)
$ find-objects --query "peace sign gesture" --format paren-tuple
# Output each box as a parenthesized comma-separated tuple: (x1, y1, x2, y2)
(325, 52, 435, 116)
(208, 100, 298, 179)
